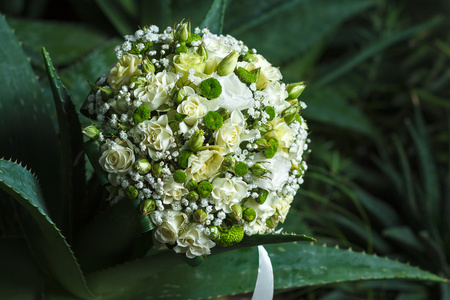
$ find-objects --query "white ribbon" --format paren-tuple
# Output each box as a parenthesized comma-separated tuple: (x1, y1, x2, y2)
(251, 245, 274, 300)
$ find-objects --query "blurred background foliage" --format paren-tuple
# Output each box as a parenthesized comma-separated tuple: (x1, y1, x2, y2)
(0, 0, 449, 299)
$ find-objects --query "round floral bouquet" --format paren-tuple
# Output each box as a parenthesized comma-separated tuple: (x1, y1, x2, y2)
(83, 21, 309, 258)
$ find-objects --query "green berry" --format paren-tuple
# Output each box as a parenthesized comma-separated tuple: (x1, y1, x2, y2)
(204, 111, 223, 130)
(243, 207, 256, 222)
(199, 78, 222, 99)
(186, 179, 198, 191)
(215, 225, 245, 247)
(234, 162, 248, 176)
(197, 181, 213, 197)
(255, 188, 269, 204)
(125, 185, 139, 199)
(173, 169, 187, 183)
(140, 199, 156, 215)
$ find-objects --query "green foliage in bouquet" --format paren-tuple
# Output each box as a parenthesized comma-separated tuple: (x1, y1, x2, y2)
(0, 0, 449, 299)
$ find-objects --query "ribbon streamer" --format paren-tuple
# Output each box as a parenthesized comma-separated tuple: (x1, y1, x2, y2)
(252, 245, 274, 300)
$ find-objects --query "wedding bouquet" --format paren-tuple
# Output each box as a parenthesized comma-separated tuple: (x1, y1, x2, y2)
(82, 21, 309, 258)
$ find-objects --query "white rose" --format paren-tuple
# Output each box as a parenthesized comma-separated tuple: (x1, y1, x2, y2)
(99, 139, 135, 174)
(107, 53, 142, 90)
(265, 117, 295, 158)
(251, 153, 291, 191)
(174, 224, 215, 258)
(139, 115, 173, 160)
(210, 177, 248, 213)
(237, 54, 282, 89)
(187, 150, 224, 182)
(205, 73, 254, 111)
(272, 195, 293, 223)
(177, 93, 208, 127)
(133, 70, 178, 111)
(202, 32, 241, 62)
(214, 109, 245, 153)
(263, 82, 290, 114)
(151, 210, 189, 245)
(161, 177, 189, 205)
(244, 192, 277, 223)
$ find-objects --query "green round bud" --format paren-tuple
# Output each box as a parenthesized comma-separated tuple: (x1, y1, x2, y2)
(256, 188, 269, 204)
(189, 130, 204, 152)
(223, 154, 236, 171)
(235, 67, 260, 84)
(266, 215, 278, 228)
(140, 199, 156, 215)
(142, 58, 155, 73)
(234, 162, 248, 176)
(100, 87, 113, 99)
(134, 158, 152, 174)
(230, 204, 243, 222)
(250, 162, 270, 178)
(196, 43, 208, 59)
(217, 50, 239, 76)
(152, 163, 163, 177)
(199, 78, 222, 99)
(243, 51, 256, 62)
(264, 138, 278, 158)
(197, 181, 213, 197)
(125, 185, 139, 199)
(186, 179, 198, 191)
(82, 125, 100, 139)
(193, 208, 208, 224)
(176, 43, 188, 54)
(215, 225, 245, 247)
(243, 207, 256, 222)
(187, 190, 199, 202)
(178, 150, 193, 168)
(204, 111, 223, 130)
(286, 81, 306, 99)
(172, 88, 186, 104)
(133, 105, 151, 124)
(216, 107, 230, 120)
(264, 106, 276, 120)
(173, 169, 187, 183)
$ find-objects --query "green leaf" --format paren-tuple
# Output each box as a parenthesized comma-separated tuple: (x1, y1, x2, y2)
(383, 226, 425, 255)
(140, 0, 171, 28)
(95, 0, 137, 36)
(42, 48, 87, 241)
(0, 14, 63, 227)
(0, 159, 94, 300)
(227, 0, 375, 66)
(87, 242, 448, 299)
(7, 17, 109, 68)
(0, 238, 44, 299)
(200, 0, 228, 34)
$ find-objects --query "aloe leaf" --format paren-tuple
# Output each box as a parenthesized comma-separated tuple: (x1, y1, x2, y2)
(316, 15, 444, 86)
(95, 0, 137, 36)
(227, 0, 375, 66)
(200, 0, 228, 34)
(0, 159, 94, 299)
(88, 242, 448, 299)
(42, 48, 87, 241)
(0, 14, 62, 226)
(0, 238, 44, 299)
(140, 0, 171, 28)
(7, 17, 108, 68)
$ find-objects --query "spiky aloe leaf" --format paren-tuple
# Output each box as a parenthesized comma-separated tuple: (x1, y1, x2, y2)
(0, 159, 94, 300)
(85, 242, 447, 299)
(42, 48, 87, 241)
(200, 0, 227, 34)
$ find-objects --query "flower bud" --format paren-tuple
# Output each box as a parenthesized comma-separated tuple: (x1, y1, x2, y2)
(176, 43, 188, 54)
(172, 88, 186, 104)
(100, 87, 113, 99)
(189, 130, 204, 152)
(130, 75, 147, 87)
(140, 199, 156, 215)
(217, 50, 239, 76)
(125, 185, 139, 199)
(286, 81, 306, 99)
(187, 190, 199, 202)
(133, 105, 151, 124)
(193, 208, 208, 224)
(250, 162, 270, 178)
(82, 125, 100, 139)
(282, 105, 299, 125)
(253, 122, 273, 135)
(216, 107, 230, 120)
(204, 111, 223, 130)
(243, 51, 256, 62)
(199, 78, 222, 99)
(142, 57, 155, 73)
(234, 162, 248, 177)
(230, 204, 243, 222)
(266, 215, 278, 228)
(186, 179, 198, 191)
(178, 150, 193, 168)
(208, 226, 220, 239)
(151, 163, 163, 177)
(243, 207, 256, 222)
(223, 154, 236, 171)
(196, 43, 208, 60)
(236, 67, 260, 84)
(255, 188, 269, 204)
(197, 181, 213, 197)
(176, 22, 191, 42)
(173, 169, 187, 183)
(134, 158, 152, 174)
(255, 138, 269, 149)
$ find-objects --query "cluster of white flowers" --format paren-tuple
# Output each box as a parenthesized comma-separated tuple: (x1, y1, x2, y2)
(83, 21, 309, 258)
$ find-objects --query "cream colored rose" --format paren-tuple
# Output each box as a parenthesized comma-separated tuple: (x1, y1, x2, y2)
(210, 177, 248, 213)
(133, 70, 178, 111)
(139, 115, 173, 160)
(177, 94, 208, 126)
(214, 109, 245, 154)
(99, 140, 135, 174)
(161, 177, 189, 205)
(174, 224, 215, 258)
(237, 54, 282, 89)
(173, 52, 207, 76)
(251, 153, 291, 191)
(206, 73, 254, 111)
(272, 195, 293, 223)
(263, 82, 290, 114)
(187, 150, 224, 182)
(265, 117, 294, 158)
(107, 53, 142, 90)
(151, 210, 189, 245)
